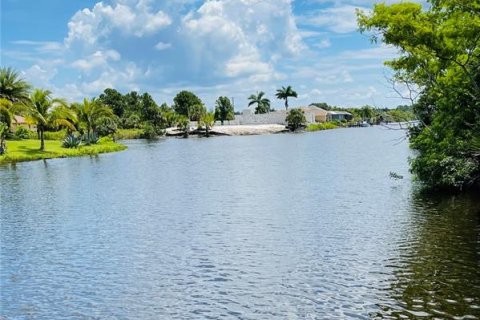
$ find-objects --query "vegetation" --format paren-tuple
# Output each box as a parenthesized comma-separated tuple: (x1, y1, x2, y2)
(306, 122, 338, 132)
(0, 67, 31, 103)
(72, 98, 115, 141)
(276, 86, 298, 111)
(20, 89, 76, 150)
(286, 108, 306, 131)
(0, 139, 126, 164)
(248, 91, 271, 114)
(358, 0, 480, 190)
(200, 112, 215, 137)
(173, 90, 203, 120)
(214, 96, 234, 125)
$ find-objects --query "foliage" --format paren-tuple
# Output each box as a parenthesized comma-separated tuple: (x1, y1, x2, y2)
(0, 98, 14, 127)
(0, 139, 126, 164)
(214, 96, 234, 124)
(62, 134, 82, 148)
(176, 115, 190, 138)
(160, 103, 178, 127)
(305, 122, 338, 132)
(248, 91, 271, 114)
(359, 105, 374, 120)
(0, 122, 8, 155)
(286, 108, 307, 131)
(19, 89, 76, 151)
(200, 112, 215, 137)
(99, 88, 126, 117)
(96, 117, 118, 137)
(0, 67, 31, 103)
(83, 132, 99, 145)
(115, 128, 145, 140)
(141, 121, 165, 139)
(72, 98, 115, 137)
(188, 104, 206, 122)
(173, 91, 203, 119)
(358, 0, 480, 190)
(44, 130, 67, 140)
(13, 127, 32, 139)
(276, 85, 298, 110)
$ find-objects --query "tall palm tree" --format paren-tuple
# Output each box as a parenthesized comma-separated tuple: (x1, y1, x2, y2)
(72, 98, 115, 138)
(21, 89, 76, 150)
(0, 98, 13, 128)
(275, 85, 298, 110)
(0, 67, 31, 103)
(248, 91, 271, 114)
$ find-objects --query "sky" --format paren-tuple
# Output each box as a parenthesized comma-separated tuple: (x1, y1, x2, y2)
(0, 0, 426, 110)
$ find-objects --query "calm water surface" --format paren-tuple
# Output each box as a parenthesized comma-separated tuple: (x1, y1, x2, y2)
(1, 127, 479, 319)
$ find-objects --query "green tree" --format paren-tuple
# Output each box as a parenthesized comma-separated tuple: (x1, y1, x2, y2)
(160, 103, 178, 128)
(188, 104, 206, 122)
(99, 88, 126, 117)
(72, 98, 115, 141)
(21, 89, 76, 150)
(0, 98, 13, 128)
(0, 122, 8, 154)
(0, 67, 31, 103)
(200, 112, 215, 137)
(276, 85, 298, 110)
(173, 91, 203, 119)
(176, 115, 190, 138)
(214, 96, 234, 125)
(286, 108, 306, 131)
(248, 91, 270, 114)
(358, 1, 480, 190)
(359, 105, 374, 121)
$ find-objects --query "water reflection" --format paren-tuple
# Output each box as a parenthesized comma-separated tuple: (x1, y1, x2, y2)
(374, 191, 480, 319)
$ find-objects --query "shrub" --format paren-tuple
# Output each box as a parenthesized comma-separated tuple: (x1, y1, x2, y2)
(286, 108, 306, 131)
(14, 127, 33, 139)
(62, 134, 82, 148)
(44, 130, 67, 140)
(83, 132, 99, 145)
(306, 122, 338, 132)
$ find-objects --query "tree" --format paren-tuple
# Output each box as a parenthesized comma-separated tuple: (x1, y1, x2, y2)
(0, 67, 31, 103)
(214, 96, 234, 125)
(248, 91, 271, 114)
(188, 104, 206, 122)
(0, 122, 8, 155)
(176, 115, 190, 138)
(21, 89, 76, 150)
(0, 98, 13, 128)
(359, 105, 374, 121)
(276, 86, 298, 110)
(358, 1, 480, 190)
(99, 88, 126, 117)
(200, 112, 215, 137)
(173, 91, 203, 119)
(286, 108, 306, 131)
(72, 98, 115, 141)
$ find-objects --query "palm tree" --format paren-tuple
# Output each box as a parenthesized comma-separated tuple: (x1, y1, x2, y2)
(0, 67, 31, 103)
(248, 91, 271, 114)
(0, 122, 8, 154)
(200, 112, 215, 137)
(0, 98, 13, 128)
(21, 89, 76, 150)
(72, 98, 115, 139)
(275, 85, 298, 110)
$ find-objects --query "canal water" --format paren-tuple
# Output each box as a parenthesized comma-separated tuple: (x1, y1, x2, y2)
(1, 127, 479, 319)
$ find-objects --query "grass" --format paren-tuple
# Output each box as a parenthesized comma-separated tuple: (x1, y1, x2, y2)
(115, 128, 145, 139)
(305, 122, 339, 132)
(0, 139, 127, 164)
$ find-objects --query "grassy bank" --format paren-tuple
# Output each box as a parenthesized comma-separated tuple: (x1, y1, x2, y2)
(115, 128, 145, 139)
(305, 122, 338, 132)
(0, 139, 127, 164)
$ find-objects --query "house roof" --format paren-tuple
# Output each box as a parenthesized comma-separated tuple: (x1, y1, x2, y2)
(299, 106, 328, 115)
(327, 111, 352, 116)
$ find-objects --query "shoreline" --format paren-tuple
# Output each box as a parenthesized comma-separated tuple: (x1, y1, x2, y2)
(0, 140, 127, 165)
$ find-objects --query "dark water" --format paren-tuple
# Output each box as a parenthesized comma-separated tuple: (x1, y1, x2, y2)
(1, 127, 479, 319)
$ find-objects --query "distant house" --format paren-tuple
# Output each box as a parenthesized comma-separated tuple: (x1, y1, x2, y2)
(299, 106, 328, 123)
(11, 115, 36, 132)
(327, 111, 353, 122)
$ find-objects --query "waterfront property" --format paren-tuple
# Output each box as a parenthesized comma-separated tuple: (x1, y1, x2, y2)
(327, 111, 353, 122)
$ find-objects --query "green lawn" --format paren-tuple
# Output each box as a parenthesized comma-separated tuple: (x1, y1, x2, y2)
(0, 139, 127, 164)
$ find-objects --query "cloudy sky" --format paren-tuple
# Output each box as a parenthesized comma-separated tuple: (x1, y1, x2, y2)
(1, 0, 425, 110)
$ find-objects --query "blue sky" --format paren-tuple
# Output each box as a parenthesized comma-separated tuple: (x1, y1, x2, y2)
(1, 0, 425, 110)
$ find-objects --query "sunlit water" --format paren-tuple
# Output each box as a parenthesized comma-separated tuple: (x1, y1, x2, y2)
(1, 127, 479, 319)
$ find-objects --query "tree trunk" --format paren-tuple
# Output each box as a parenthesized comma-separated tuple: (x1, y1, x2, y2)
(285, 98, 289, 110)
(40, 129, 45, 151)
(206, 127, 210, 137)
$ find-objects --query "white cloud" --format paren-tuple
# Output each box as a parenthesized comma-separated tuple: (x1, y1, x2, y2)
(154, 42, 172, 51)
(301, 5, 363, 33)
(65, 1, 171, 48)
(72, 50, 121, 71)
